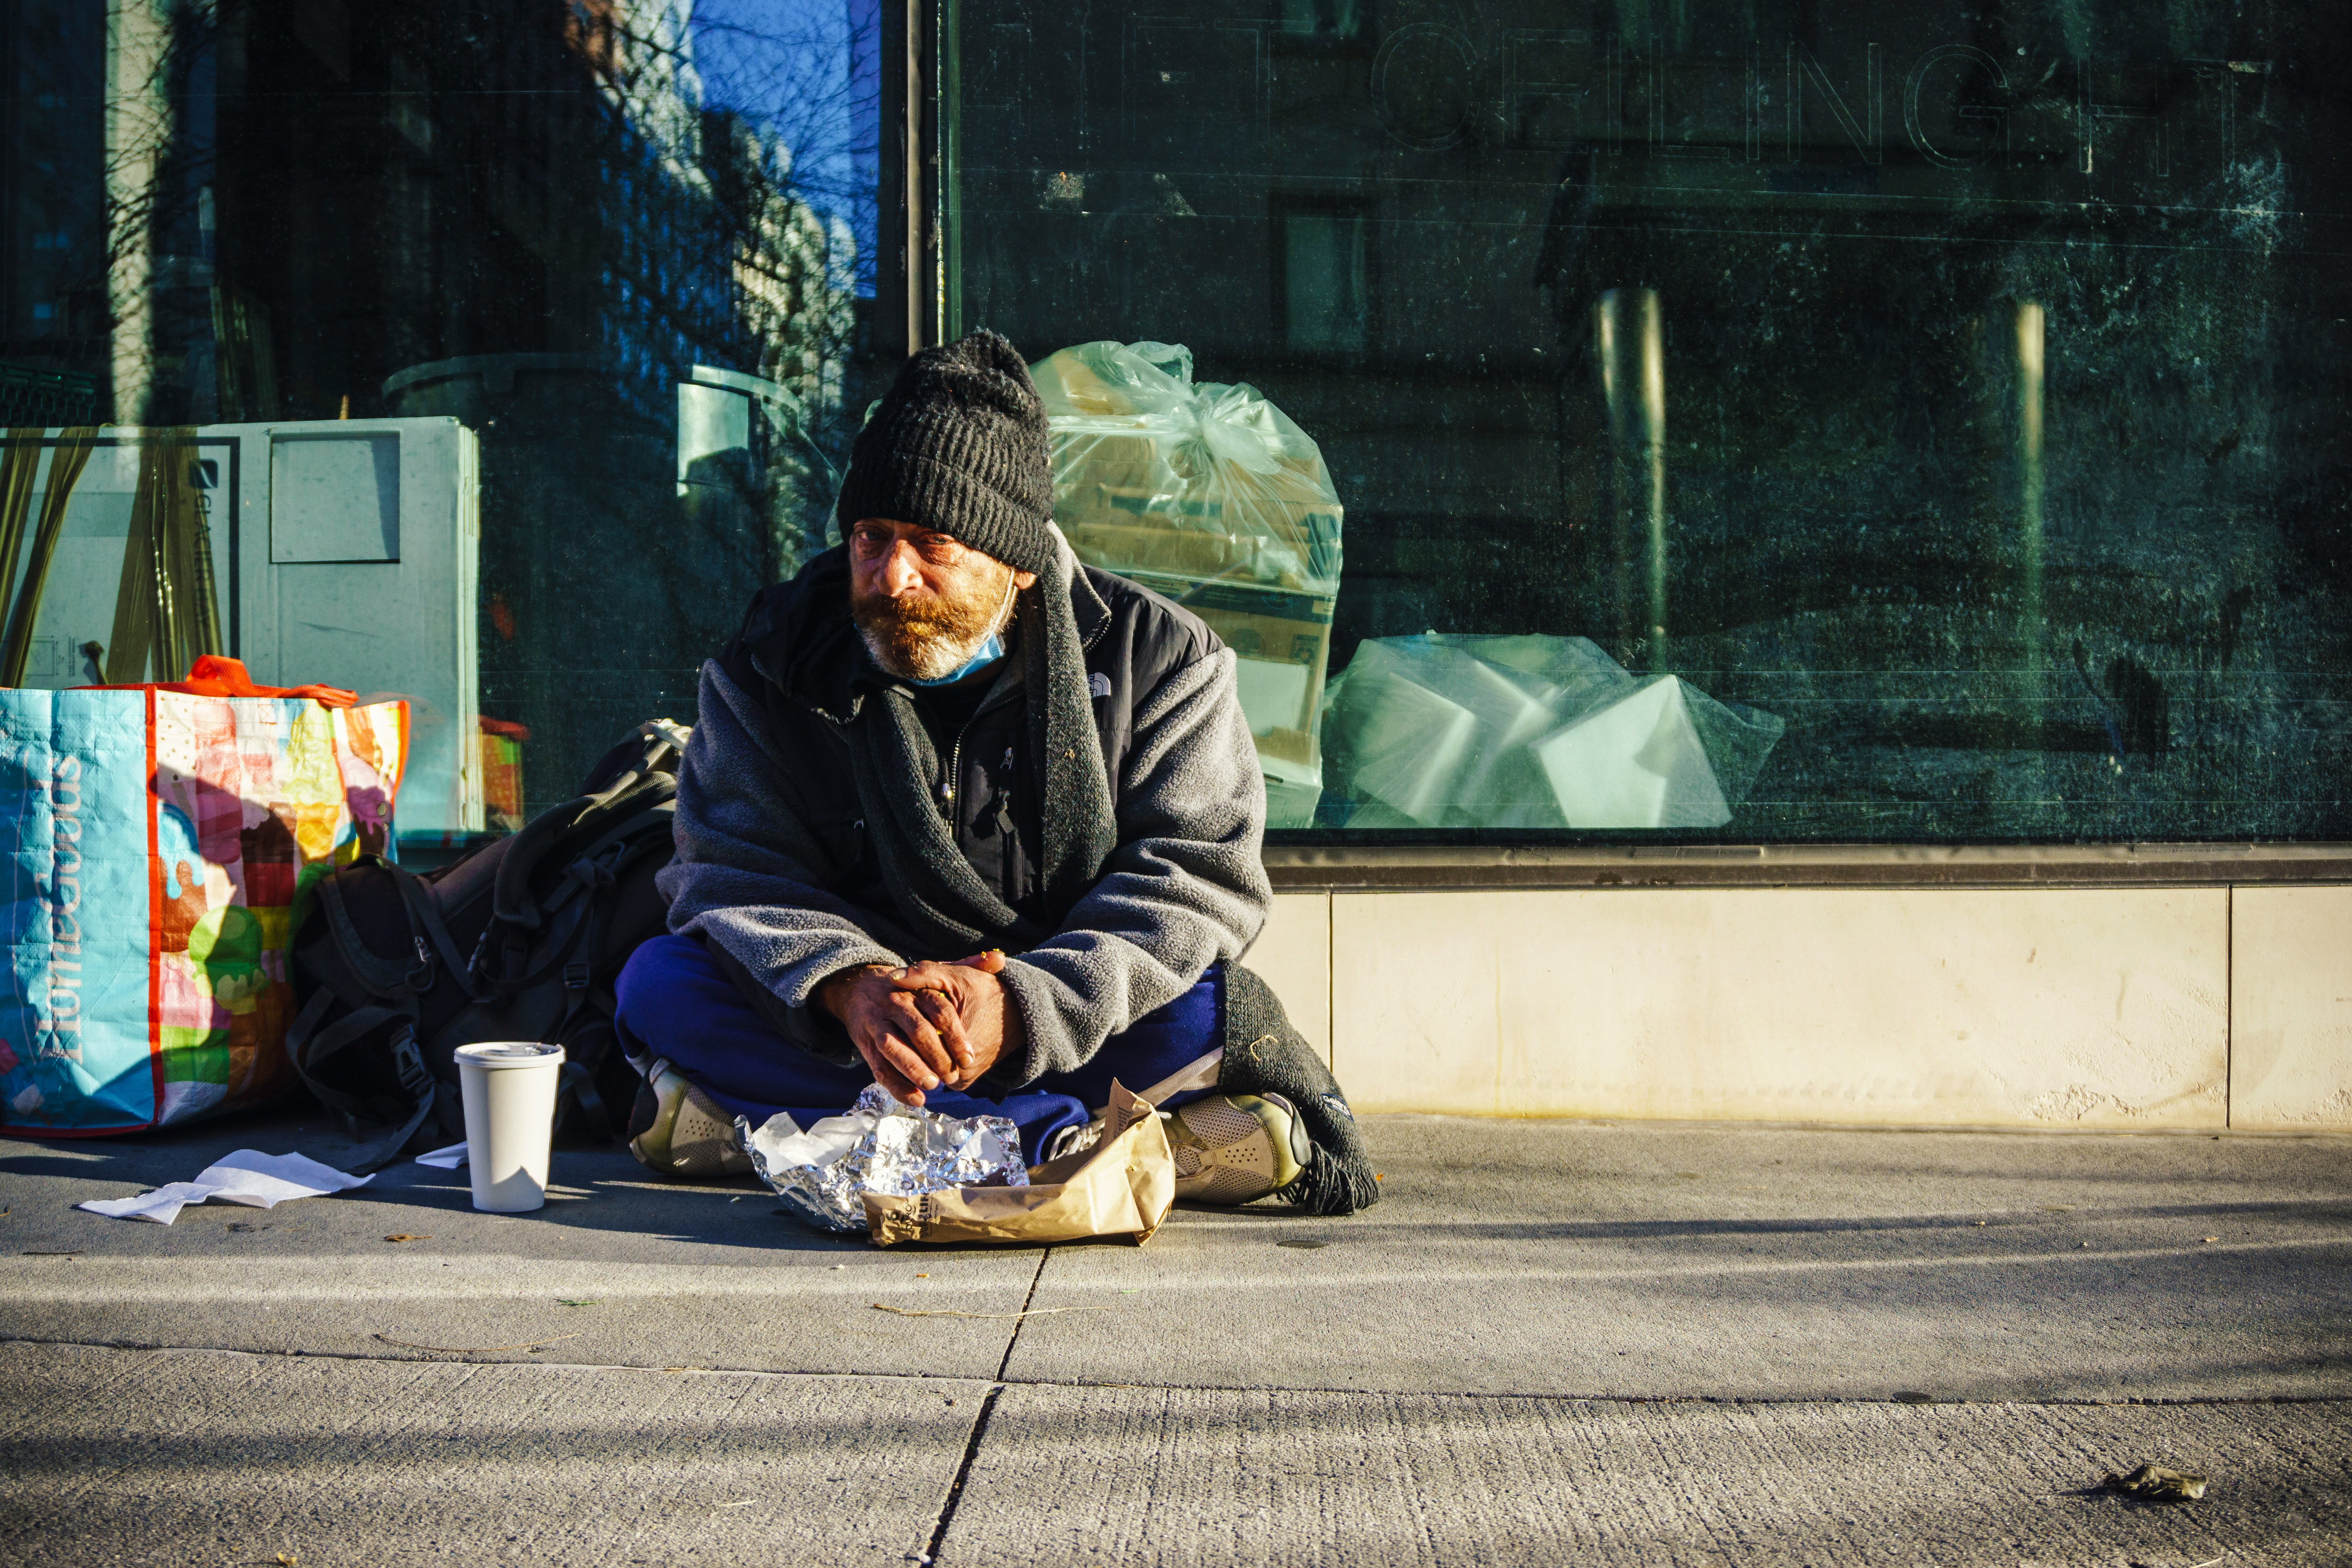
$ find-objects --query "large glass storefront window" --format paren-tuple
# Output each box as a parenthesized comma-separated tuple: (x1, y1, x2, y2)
(4, 0, 883, 841)
(7, 1, 2346, 848)
(944, 0, 2352, 840)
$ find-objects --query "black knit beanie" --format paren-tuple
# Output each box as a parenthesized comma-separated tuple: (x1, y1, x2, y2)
(834, 328, 1055, 575)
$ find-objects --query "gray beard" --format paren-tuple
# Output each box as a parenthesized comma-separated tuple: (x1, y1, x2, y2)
(858, 592, 1017, 683)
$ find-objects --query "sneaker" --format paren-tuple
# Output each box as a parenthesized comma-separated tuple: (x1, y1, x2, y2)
(627, 1059, 753, 1179)
(1166, 1093, 1310, 1205)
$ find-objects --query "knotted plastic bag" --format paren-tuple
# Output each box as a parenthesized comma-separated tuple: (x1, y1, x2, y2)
(1033, 341, 1343, 826)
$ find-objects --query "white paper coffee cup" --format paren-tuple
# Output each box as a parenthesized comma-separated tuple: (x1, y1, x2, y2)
(454, 1042, 566, 1212)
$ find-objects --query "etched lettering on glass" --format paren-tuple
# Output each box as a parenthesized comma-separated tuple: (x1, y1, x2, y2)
(2080, 64, 2172, 178)
(1904, 45, 2007, 168)
(1501, 29, 1594, 151)
(1786, 43, 1882, 164)
(1370, 23, 1477, 151)
(1647, 49, 1751, 162)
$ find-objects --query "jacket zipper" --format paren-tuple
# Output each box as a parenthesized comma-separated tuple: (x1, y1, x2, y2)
(942, 678, 1023, 819)
(942, 720, 968, 816)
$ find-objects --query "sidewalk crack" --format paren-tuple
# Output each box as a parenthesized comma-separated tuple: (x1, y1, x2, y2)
(916, 1245, 1050, 1564)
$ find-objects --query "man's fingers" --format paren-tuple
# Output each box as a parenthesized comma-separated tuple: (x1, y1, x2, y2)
(878, 992, 955, 1081)
(913, 989, 974, 1073)
(856, 1044, 917, 1105)
(887, 961, 964, 993)
(854, 1036, 926, 1105)
(869, 1026, 943, 1101)
(888, 965, 995, 1084)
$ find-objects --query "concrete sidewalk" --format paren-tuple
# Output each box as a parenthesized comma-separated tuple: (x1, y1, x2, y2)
(1, 1111, 2346, 1564)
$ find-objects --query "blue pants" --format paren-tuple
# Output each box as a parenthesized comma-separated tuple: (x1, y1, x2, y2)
(614, 934, 1221, 1159)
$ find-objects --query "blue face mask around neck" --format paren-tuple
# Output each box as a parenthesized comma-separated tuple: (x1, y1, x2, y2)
(906, 570, 1017, 687)
(907, 630, 1005, 687)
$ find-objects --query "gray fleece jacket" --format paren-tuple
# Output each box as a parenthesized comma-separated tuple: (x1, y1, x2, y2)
(657, 535, 1274, 1089)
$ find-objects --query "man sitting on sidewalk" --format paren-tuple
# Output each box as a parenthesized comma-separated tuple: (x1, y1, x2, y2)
(615, 329, 1376, 1213)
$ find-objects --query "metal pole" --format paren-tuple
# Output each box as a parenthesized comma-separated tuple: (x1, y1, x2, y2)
(2013, 298, 2045, 658)
(903, 0, 926, 353)
(1592, 287, 1669, 670)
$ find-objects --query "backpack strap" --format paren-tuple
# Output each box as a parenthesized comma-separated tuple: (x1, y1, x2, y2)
(557, 1058, 614, 1143)
(488, 733, 681, 933)
(293, 865, 471, 1174)
(387, 860, 491, 1003)
(347, 1024, 440, 1174)
(316, 873, 431, 999)
(537, 799, 679, 1143)
(283, 989, 439, 1174)
(470, 807, 672, 994)
(316, 860, 491, 1006)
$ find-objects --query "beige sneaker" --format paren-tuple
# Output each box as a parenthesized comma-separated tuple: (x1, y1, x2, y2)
(627, 1059, 753, 1179)
(1166, 1093, 1310, 1205)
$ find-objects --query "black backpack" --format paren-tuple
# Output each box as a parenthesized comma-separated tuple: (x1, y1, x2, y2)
(284, 720, 687, 1170)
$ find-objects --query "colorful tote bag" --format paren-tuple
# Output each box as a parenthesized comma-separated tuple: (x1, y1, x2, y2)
(1, 677, 407, 1133)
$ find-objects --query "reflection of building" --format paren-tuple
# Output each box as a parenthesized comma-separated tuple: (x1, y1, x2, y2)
(710, 113, 856, 412)
(198, 0, 744, 423)
(24, 0, 858, 822)
(0, 1, 107, 390)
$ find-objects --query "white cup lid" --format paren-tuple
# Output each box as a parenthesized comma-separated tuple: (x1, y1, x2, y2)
(454, 1041, 566, 1069)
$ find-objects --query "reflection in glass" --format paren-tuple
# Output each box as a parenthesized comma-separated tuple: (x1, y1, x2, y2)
(1280, 209, 1372, 355)
(949, 0, 2352, 840)
(1591, 287, 1668, 672)
(6, 0, 883, 834)
(8, 0, 2348, 845)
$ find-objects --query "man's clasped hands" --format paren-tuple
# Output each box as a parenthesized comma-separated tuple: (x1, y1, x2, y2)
(813, 950, 1025, 1106)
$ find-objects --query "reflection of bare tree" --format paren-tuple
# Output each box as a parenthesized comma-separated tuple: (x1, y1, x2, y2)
(551, 1, 861, 702)
(553, 2, 859, 389)
(61, 0, 875, 808)
(95, 0, 220, 424)
(689, 0, 880, 298)
(402, 0, 871, 808)
(83, 0, 869, 443)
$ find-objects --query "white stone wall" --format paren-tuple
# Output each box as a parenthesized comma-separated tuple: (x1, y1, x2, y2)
(1247, 886, 2352, 1130)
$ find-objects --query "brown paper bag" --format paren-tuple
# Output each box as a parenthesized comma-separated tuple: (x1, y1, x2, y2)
(864, 1081, 1174, 1247)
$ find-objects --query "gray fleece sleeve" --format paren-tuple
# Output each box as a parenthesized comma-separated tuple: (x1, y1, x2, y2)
(656, 660, 904, 1062)
(991, 645, 1273, 1087)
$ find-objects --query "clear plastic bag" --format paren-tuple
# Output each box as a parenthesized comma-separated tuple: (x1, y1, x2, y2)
(1033, 341, 1343, 826)
(1319, 633, 1783, 829)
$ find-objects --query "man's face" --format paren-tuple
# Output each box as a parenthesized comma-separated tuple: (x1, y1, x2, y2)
(847, 518, 1034, 682)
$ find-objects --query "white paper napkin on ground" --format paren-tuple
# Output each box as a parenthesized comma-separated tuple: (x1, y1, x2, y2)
(415, 1143, 468, 1169)
(76, 1151, 374, 1225)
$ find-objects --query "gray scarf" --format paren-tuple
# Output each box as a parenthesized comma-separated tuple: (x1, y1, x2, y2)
(844, 546, 1118, 957)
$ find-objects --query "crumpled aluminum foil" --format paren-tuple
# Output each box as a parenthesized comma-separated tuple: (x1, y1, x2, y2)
(740, 1084, 1028, 1234)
